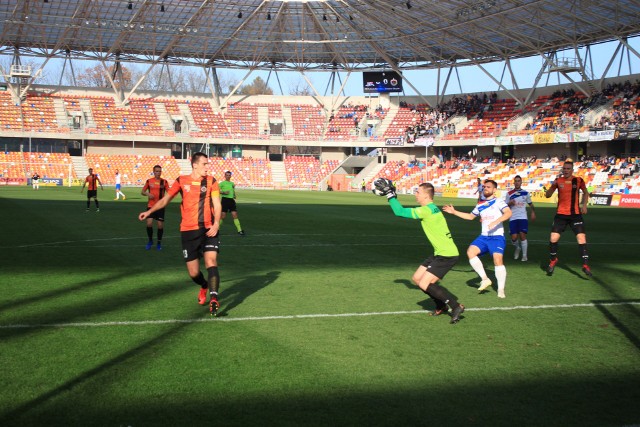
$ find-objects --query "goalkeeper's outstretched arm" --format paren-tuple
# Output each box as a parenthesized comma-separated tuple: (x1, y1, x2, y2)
(388, 197, 418, 219)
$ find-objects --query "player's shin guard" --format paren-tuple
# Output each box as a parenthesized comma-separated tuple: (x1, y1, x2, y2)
(233, 218, 243, 232)
(579, 243, 589, 265)
(469, 256, 488, 280)
(549, 242, 559, 261)
(191, 271, 208, 289)
(427, 283, 460, 310)
(146, 226, 153, 241)
(207, 266, 220, 294)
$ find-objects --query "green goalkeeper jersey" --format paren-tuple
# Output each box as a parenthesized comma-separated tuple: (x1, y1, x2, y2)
(219, 180, 235, 199)
(388, 197, 459, 257)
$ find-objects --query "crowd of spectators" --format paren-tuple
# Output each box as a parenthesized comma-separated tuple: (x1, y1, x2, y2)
(592, 80, 640, 130)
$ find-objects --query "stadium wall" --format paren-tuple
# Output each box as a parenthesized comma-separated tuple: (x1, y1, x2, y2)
(86, 140, 172, 156)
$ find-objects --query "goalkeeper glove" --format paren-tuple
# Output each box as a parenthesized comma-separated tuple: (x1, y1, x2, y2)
(386, 190, 397, 200)
(374, 178, 395, 194)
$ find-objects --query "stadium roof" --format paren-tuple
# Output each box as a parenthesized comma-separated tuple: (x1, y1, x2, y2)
(1, 0, 639, 72)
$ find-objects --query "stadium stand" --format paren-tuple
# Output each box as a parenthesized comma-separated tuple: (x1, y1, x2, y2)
(288, 104, 325, 141)
(325, 104, 367, 141)
(188, 101, 231, 138)
(0, 92, 21, 131)
(85, 154, 181, 186)
(226, 103, 262, 140)
(23, 152, 76, 180)
(207, 157, 273, 188)
(88, 97, 164, 136)
(283, 156, 339, 189)
(0, 151, 27, 184)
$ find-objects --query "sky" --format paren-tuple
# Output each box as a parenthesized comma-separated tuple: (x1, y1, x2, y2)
(5, 36, 640, 99)
(231, 36, 640, 97)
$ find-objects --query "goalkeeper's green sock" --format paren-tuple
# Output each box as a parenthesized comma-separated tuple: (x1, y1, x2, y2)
(234, 218, 243, 232)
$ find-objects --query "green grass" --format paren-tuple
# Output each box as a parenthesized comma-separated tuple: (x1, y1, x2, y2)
(0, 186, 639, 427)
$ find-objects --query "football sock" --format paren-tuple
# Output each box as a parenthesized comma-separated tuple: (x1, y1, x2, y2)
(157, 228, 164, 243)
(495, 265, 507, 294)
(469, 256, 488, 280)
(87, 200, 91, 209)
(192, 271, 208, 289)
(427, 283, 460, 310)
(423, 289, 446, 310)
(146, 227, 153, 242)
(521, 240, 528, 257)
(579, 243, 589, 265)
(95, 200, 100, 209)
(207, 266, 220, 294)
(549, 242, 558, 261)
(233, 218, 243, 232)
(511, 239, 519, 247)
(209, 291, 219, 301)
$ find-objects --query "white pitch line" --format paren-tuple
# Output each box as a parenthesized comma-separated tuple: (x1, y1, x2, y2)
(1, 301, 637, 330)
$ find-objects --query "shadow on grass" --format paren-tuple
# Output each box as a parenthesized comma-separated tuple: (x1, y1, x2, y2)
(0, 321, 193, 426)
(3, 370, 639, 427)
(0, 268, 145, 314)
(592, 299, 640, 350)
(0, 274, 194, 341)
(218, 270, 280, 316)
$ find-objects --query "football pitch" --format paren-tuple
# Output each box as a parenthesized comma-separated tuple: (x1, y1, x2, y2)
(1, 186, 639, 427)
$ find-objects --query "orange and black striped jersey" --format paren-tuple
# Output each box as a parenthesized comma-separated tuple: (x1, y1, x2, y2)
(556, 176, 587, 215)
(143, 178, 169, 208)
(85, 174, 99, 191)
(168, 175, 220, 231)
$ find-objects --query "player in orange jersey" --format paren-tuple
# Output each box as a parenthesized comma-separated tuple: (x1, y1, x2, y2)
(138, 152, 223, 316)
(141, 165, 170, 250)
(544, 159, 591, 277)
(81, 168, 104, 212)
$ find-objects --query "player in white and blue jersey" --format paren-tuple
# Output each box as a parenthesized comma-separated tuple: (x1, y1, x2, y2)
(443, 180, 512, 298)
(504, 175, 536, 261)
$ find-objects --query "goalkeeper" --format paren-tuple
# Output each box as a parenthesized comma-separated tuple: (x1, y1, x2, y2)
(374, 179, 465, 324)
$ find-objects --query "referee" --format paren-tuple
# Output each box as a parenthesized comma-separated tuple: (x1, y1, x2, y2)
(219, 171, 245, 236)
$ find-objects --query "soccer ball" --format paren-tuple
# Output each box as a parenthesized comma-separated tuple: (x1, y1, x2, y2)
(371, 184, 386, 196)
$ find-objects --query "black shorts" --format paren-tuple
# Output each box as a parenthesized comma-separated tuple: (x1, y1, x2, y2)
(181, 228, 220, 262)
(551, 214, 586, 235)
(221, 197, 237, 213)
(420, 255, 459, 280)
(148, 208, 166, 222)
(87, 190, 97, 199)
